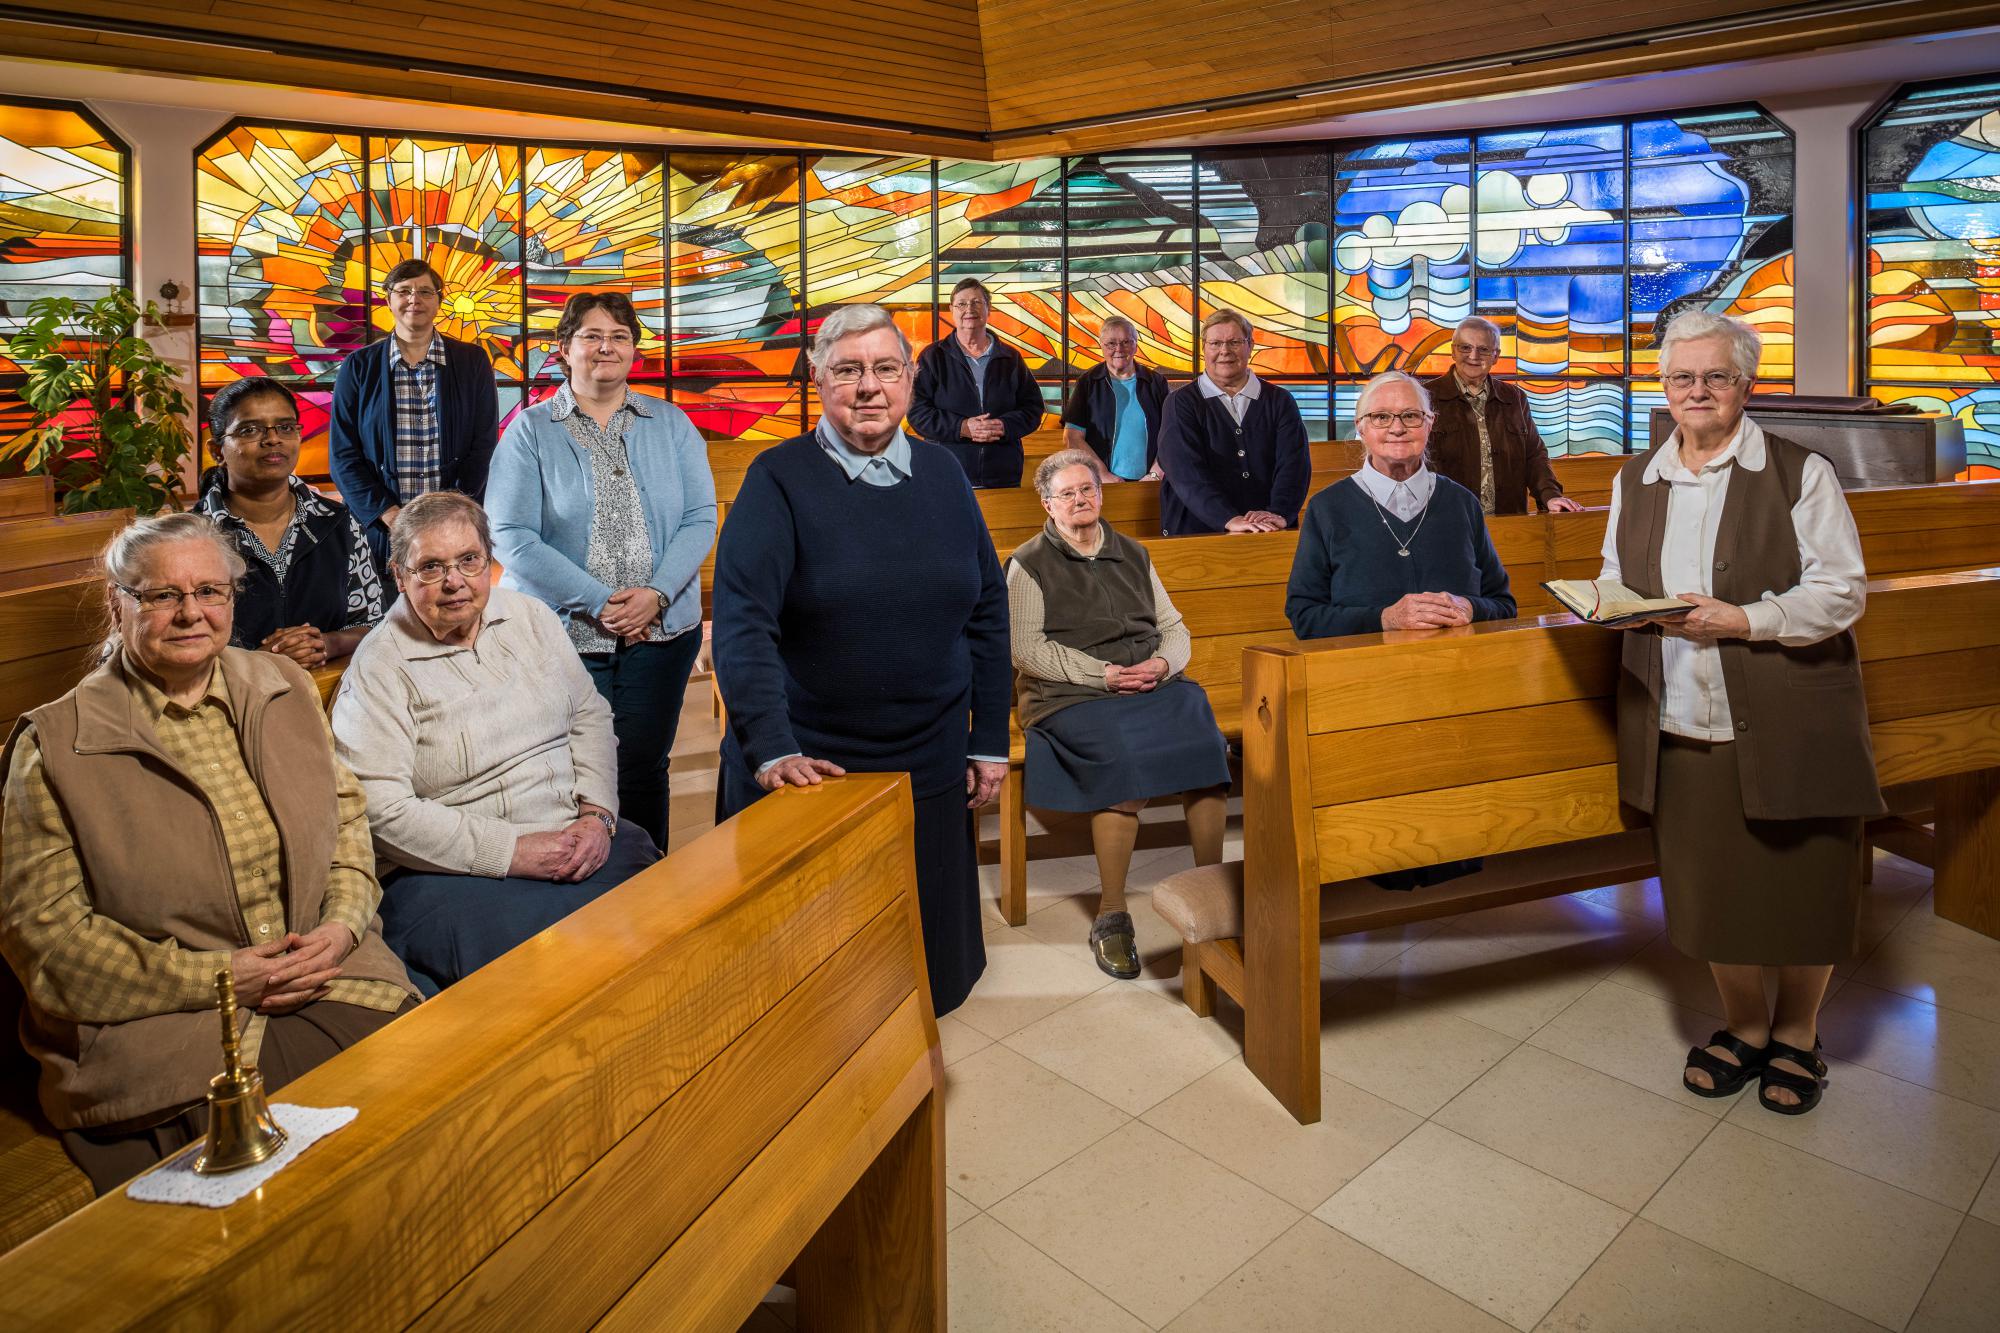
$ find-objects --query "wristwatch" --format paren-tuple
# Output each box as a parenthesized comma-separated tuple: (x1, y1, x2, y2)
(586, 810, 615, 838)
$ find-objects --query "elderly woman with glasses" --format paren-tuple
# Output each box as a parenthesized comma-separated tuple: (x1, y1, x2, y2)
(1157, 308, 1311, 535)
(712, 303, 1010, 1016)
(1602, 311, 1878, 1117)
(1, 514, 418, 1192)
(1061, 315, 1169, 481)
(1008, 449, 1231, 977)
(1424, 316, 1582, 515)
(487, 292, 716, 853)
(330, 491, 659, 996)
(910, 277, 1048, 489)
(1286, 369, 1515, 639)
(198, 377, 385, 671)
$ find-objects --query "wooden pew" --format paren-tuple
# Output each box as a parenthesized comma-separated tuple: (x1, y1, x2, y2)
(0, 508, 131, 594)
(0, 773, 945, 1327)
(1224, 570, 2000, 1122)
(0, 477, 54, 523)
(0, 577, 108, 737)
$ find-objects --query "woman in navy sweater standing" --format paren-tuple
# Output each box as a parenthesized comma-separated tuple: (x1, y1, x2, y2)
(711, 303, 1011, 1015)
(909, 278, 1046, 488)
(1157, 309, 1311, 535)
(1286, 370, 1515, 639)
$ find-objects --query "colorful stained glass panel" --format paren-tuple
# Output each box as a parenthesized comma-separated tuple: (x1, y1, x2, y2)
(0, 101, 126, 374)
(937, 158, 1065, 375)
(1063, 153, 1198, 376)
(1333, 137, 1472, 379)
(1197, 149, 1330, 379)
(672, 154, 801, 378)
(524, 146, 665, 379)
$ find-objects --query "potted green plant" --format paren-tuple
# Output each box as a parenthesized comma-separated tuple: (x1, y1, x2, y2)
(3, 288, 193, 515)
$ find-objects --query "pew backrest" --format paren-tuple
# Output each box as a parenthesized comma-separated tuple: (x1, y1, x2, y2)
(0, 577, 108, 736)
(0, 773, 943, 1329)
(0, 477, 54, 523)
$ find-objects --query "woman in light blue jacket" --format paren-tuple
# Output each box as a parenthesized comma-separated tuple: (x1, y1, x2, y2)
(487, 293, 716, 851)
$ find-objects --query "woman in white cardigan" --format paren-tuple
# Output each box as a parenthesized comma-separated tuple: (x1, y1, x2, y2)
(330, 491, 659, 994)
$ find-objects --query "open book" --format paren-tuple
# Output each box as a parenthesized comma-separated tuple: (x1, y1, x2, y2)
(1542, 579, 1694, 627)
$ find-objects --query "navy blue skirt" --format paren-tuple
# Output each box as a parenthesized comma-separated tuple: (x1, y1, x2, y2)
(1024, 678, 1232, 813)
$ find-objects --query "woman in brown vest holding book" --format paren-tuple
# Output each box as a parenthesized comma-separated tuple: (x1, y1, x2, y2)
(1008, 450, 1232, 978)
(1601, 312, 1881, 1116)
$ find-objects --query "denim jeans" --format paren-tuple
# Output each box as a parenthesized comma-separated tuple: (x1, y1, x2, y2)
(580, 629, 702, 851)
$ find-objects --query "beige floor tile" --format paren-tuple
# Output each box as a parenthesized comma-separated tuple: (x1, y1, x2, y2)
(1974, 1165, 2000, 1225)
(1022, 888, 1182, 982)
(1579, 876, 1667, 925)
(1910, 1216, 2000, 1333)
(952, 929, 1110, 1041)
(1605, 934, 1729, 1018)
(937, 1013, 994, 1068)
(1435, 1046, 1716, 1211)
(1842, 874, 1934, 974)
(947, 1214, 1150, 1333)
(1641, 1122, 1960, 1329)
(1537, 1217, 1882, 1333)
(942, 1043, 1128, 1209)
(1165, 1216, 1511, 1333)
(1317, 980, 1520, 1116)
(1320, 918, 1450, 978)
(1528, 978, 1740, 1116)
(1142, 1059, 1421, 1211)
(1722, 1054, 2000, 1210)
(946, 1186, 979, 1232)
(1854, 905, 2000, 1024)
(1818, 981, 2000, 1112)
(1369, 929, 1611, 1041)
(1003, 983, 1241, 1115)
(989, 1121, 1300, 1328)
(1445, 892, 1662, 965)
(1316, 1122, 1629, 1331)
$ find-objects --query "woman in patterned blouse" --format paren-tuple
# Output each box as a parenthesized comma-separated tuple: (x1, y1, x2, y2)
(487, 294, 718, 851)
(198, 377, 384, 670)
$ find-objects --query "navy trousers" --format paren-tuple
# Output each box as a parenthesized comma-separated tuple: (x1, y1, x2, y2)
(580, 630, 703, 851)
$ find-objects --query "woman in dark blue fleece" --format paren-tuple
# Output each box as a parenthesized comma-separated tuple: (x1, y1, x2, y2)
(1286, 370, 1515, 640)
(712, 304, 1011, 1015)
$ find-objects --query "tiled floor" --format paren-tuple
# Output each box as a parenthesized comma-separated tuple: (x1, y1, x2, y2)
(672, 688, 2000, 1332)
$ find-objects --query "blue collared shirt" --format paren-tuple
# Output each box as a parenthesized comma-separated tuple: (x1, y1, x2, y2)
(815, 417, 913, 487)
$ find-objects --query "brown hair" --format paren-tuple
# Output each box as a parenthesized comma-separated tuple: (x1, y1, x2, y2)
(554, 292, 644, 350)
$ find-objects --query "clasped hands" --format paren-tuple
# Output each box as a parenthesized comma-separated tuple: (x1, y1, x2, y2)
(1103, 656, 1168, 695)
(508, 807, 614, 883)
(599, 586, 663, 646)
(1223, 511, 1288, 533)
(261, 624, 329, 669)
(230, 921, 355, 1014)
(1381, 592, 1474, 631)
(959, 414, 1007, 444)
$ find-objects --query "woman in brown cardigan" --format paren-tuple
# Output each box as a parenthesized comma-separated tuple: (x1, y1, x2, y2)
(1600, 312, 1880, 1117)
(0, 514, 418, 1191)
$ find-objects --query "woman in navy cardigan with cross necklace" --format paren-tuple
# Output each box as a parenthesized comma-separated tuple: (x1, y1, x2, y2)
(1156, 308, 1312, 535)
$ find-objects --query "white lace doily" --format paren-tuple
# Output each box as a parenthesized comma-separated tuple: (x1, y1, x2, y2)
(126, 1104, 358, 1208)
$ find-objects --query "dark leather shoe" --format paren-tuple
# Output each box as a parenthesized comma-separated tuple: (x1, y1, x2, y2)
(1089, 910, 1140, 980)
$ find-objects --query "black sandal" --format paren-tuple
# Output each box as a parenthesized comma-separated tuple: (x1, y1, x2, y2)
(1759, 1038, 1827, 1116)
(1683, 1030, 1768, 1098)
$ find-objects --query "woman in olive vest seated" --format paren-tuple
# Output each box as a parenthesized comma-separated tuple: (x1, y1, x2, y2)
(0, 514, 418, 1193)
(1604, 311, 1879, 1117)
(197, 377, 385, 670)
(1007, 449, 1232, 978)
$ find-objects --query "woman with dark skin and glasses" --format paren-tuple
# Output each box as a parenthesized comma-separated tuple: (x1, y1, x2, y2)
(197, 377, 385, 670)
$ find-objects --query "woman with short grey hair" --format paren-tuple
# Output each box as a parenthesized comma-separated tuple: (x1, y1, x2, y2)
(1009, 447, 1230, 977)
(1061, 314, 1170, 481)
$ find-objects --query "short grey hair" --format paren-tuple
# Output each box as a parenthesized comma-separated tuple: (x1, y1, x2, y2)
(809, 303, 913, 369)
(1098, 314, 1138, 344)
(1353, 370, 1433, 423)
(1453, 316, 1502, 345)
(1659, 310, 1762, 379)
(1034, 448, 1104, 498)
(390, 490, 490, 569)
(1200, 308, 1254, 344)
(100, 512, 247, 657)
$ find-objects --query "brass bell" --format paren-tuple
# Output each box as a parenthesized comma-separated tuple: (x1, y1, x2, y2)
(194, 968, 288, 1175)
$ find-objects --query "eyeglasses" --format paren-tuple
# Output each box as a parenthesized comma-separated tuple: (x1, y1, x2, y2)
(1204, 338, 1249, 351)
(223, 420, 302, 443)
(120, 583, 235, 613)
(388, 285, 441, 301)
(401, 552, 490, 585)
(570, 331, 635, 351)
(1046, 483, 1101, 505)
(1359, 410, 1433, 430)
(826, 360, 909, 385)
(1451, 342, 1499, 359)
(1663, 370, 1745, 392)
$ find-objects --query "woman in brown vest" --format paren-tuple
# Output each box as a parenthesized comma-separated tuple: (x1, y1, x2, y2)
(1008, 450, 1232, 978)
(1602, 312, 1881, 1117)
(0, 514, 419, 1192)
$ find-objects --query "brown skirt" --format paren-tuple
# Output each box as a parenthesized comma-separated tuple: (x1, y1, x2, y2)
(1652, 734, 1862, 966)
(60, 998, 415, 1196)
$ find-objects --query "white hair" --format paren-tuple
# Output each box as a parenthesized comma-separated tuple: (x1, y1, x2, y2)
(1353, 370, 1433, 423)
(1098, 314, 1138, 344)
(1034, 449, 1105, 497)
(1658, 310, 1761, 379)
(100, 512, 247, 660)
(808, 303, 913, 369)
(1453, 316, 1501, 344)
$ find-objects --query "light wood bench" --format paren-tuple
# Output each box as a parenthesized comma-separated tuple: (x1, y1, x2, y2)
(0, 577, 108, 737)
(1208, 569, 2000, 1122)
(0, 772, 945, 1328)
(0, 508, 131, 594)
(0, 478, 54, 523)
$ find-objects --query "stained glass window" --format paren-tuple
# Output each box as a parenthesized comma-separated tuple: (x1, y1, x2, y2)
(1865, 78, 2000, 477)
(0, 99, 128, 374)
(1062, 153, 1198, 376)
(1198, 148, 1330, 380)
